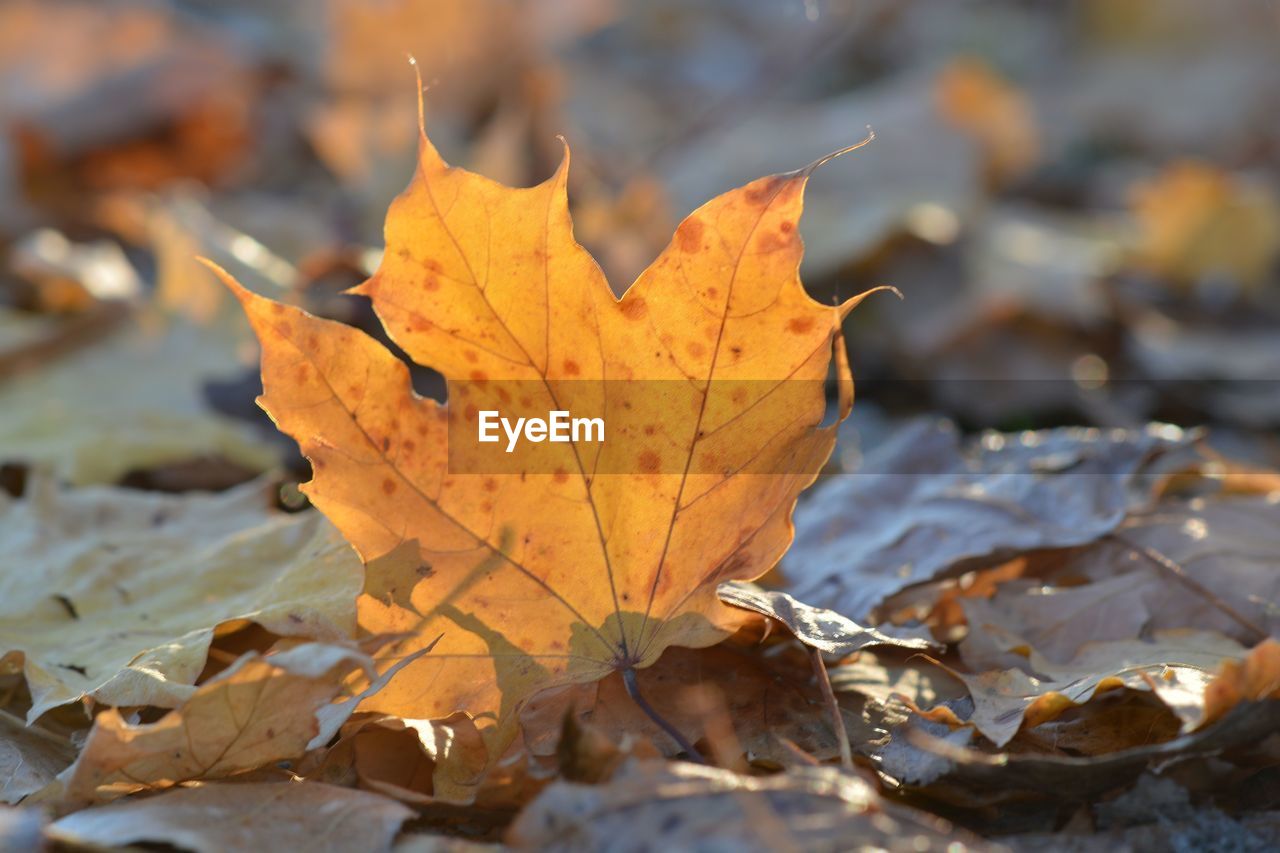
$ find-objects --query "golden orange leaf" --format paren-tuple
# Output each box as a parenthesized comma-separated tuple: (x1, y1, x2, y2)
(1200, 638, 1280, 728)
(1129, 160, 1280, 289)
(209, 106, 875, 766)
(934, 57, 1040, 186)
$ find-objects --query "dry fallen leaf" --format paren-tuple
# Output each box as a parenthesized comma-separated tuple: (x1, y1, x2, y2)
(918, 630, 1245, 746)
(1129, 160, 1280, 290)
(1048, 493, 1280, 643)
(213, 109, 875, 765)
(1, 0, 256, 205)
(507, 760, 980, 852)
(717, 581, 938, 657)
(0, 478, 362, 721)
(881, 699, 1280, 808)
(312, 711, 489, 806)
(934, 57, 1040, 185)
(6, 3, 1280, 847)
(784, 419, 1199, 622)
(46, 781, 413, 853)
(1200, 638, 1280, 728)
(957, 572, 1155, 669)
(830, 648, 971, 722)
(50, 641, 431, 806)
(0, 305, 279, 485)
(0, 709, 76, 804)
(520, 642, 851, 769)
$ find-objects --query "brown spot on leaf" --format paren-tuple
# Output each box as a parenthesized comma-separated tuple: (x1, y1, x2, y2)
(638, 450, 661, 474)
(382, 478, 397, 495)
(755, 229, 791, 253)
(621, 297, 647, 321)
(787, 316, 816, 334)
(744, 176, 783, 205)
(553, 469, 569, 484)
(677, 218, 704, 252)
(563, 359, 580, 376)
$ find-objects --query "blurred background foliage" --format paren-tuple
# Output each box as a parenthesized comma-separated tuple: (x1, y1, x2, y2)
(2, 0, 1278, 491)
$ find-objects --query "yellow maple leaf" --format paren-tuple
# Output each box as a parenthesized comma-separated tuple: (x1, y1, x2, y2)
(209, 104, 877, 764)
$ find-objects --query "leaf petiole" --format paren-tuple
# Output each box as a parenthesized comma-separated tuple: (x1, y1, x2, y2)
(621, 667, 705, 764)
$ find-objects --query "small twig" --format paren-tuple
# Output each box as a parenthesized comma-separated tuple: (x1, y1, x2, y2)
(621, 667, 705, 764)
(1107, 533, 1268, 643)
(809, 646, 853, 770)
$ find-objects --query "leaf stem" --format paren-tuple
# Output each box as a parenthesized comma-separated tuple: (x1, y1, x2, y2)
(621, 667, 705, 763)
(809, 646, 853, 770)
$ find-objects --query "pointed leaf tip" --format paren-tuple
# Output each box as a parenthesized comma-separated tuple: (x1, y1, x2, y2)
(838, 284, 902, 318)
(803, 127, 876, 177)
(197, 257, 250, 302)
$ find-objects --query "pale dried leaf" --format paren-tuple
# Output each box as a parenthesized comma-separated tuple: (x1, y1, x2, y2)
(959, 572, 1154, 669)
(0, 710, 76, 804)
(718, 581, 938, 657)
(926, 630, 1245, 746)
(0, 479, 363, 721)
(507, 760, 982, 852)
(0, 315, 278, 485)
(785, 420, 1199, 621)
(47, 781, 412, 853)
(53, 641, 427, 805)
